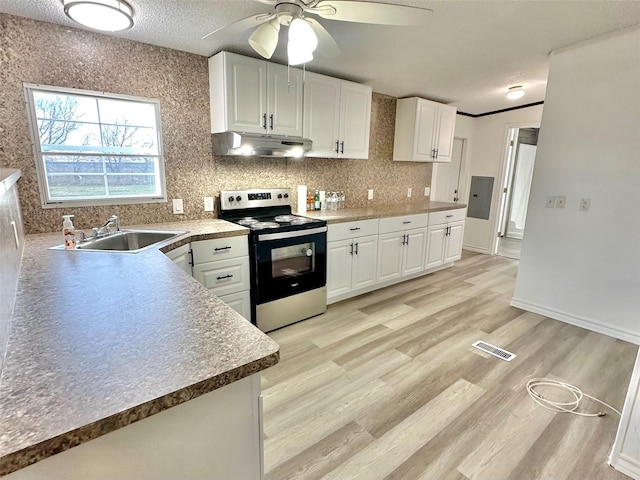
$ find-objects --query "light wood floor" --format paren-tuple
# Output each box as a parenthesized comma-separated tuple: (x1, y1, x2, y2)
(262, 251, 638, 480)
(497, 237, 522, 259)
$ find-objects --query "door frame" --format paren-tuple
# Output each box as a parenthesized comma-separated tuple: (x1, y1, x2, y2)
(431, 137, 468, 203)
(492, 121, 540, 256)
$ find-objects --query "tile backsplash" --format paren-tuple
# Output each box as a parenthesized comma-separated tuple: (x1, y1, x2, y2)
(0, 13, 432, 234)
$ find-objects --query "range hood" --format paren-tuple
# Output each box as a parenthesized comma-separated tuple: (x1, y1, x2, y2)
(212, 132, 312, 157)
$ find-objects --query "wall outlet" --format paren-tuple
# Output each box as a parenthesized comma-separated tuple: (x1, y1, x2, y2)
(172, 198, 184, 214)
(204, 196, 214, 212)
(407, 188, 412, 198)
(424, 186, 430, 196)
(545, 196, 556, 208)
(367, 189, 374, 200)
(554, 196, 566, 209)
(579, 198, 591, 212)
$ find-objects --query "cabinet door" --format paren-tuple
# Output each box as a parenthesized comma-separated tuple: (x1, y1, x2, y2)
(434, 104, 457, 162)
(165, 243, 192, 276)
(444, 221, 465, 263)
(218, 291, 251, 321)
(223, 53, 267, 134)
(327, 239, 353, 300)
(267, 63, 303, 137)
(376, 232, 404, 283)
(193, 256, 251, 297)
(303, 72, 341, 157)
(403, 228, 426, 276)
(351, 234, 378, 291)
(425, 224, 446, 270)
(339, 80, 372, 159)
(414, 99, 438, 161)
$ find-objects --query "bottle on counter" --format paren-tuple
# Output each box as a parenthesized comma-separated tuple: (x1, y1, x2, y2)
(319, 190, 326, 211)
(314, 190, 320, 211)
(307, 193, 314, 211)
(62, 214, 76, 249)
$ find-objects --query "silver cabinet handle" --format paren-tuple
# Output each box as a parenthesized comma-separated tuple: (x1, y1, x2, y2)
(340, 141, 344, 154)
(269, 114, 274, 130)
(216, 274, 233, 280)
(10, 221, 19, 249)
(262, 113, 267, 130)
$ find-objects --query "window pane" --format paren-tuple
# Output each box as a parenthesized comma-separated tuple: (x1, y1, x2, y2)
(100, 124, 158, 155)
(105, 157, 157, 173)
(48, 175, 107, 198)
(106, 175, 158, 196)
(97, 98, 156, 126)
(44, 155, 104, 173)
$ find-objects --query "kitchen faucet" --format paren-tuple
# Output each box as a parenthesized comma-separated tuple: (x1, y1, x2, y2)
(92, 215, 121, 238)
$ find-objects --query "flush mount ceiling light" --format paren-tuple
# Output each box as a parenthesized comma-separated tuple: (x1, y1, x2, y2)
(506, 85, 525, 100)
(63, 0, 134, 32)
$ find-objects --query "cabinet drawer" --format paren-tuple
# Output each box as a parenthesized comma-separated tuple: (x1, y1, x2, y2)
(328, 219, 379, 242)
(193, 257, 250, 296)
(191, 235, 248, 264)
(379, 214, 428, 234)
(429, 208, 466, 225)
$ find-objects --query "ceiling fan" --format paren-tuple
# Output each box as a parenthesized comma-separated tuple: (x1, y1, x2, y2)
(203, 0, 433, 65)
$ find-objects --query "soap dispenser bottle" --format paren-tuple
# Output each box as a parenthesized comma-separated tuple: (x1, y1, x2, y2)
(63, 215, 76, 249)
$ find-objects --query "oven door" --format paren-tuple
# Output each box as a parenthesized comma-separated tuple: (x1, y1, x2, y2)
(254, 226, 327, 305)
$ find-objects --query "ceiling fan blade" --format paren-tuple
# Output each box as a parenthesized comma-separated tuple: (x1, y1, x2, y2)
(311, 1, 432, 26)
(202, 13, 275, 41)
(306, 18, 341, 58)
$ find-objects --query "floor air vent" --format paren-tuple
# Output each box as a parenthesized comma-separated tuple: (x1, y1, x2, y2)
(472, 341, 516, 361)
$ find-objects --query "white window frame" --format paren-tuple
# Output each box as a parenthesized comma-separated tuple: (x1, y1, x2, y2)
(24, 83, 167, 208)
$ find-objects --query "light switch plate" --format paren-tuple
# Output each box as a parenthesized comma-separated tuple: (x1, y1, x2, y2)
(555, 196, 566, 208)
(579, 198, 591, 212)
(204, 196, 214, 212)
(545, 196, 556, 208)
(424, 186, 430, 196)
(407, 188, 412, 198)
(367, 189, 374, 200)
(172, 198, 184, 214)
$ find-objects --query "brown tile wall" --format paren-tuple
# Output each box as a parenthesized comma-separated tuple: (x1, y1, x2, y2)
(0, 13, 432, 234)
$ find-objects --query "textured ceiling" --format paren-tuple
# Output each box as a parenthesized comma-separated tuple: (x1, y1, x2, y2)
(1, 0, 639, 115)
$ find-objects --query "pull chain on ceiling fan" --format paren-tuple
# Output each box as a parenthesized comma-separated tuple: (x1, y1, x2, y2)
(202, 0, 433, 65)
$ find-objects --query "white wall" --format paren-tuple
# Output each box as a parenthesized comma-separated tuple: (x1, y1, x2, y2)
(512, 27, 640, 344)
(460, 106, 543, 253)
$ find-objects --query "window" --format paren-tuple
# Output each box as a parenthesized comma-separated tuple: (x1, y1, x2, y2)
(24, 84, 166, 207)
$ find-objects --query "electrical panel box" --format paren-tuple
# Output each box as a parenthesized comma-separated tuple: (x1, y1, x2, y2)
(467, 176, 494, 220)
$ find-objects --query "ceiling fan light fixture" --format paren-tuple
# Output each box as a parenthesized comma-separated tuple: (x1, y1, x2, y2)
(249, 18, 280, 59)
(506, 85, 525, 100)
(63, 0, 134, 31)
(289, 17, 318, 53)
(287, 42, 314, 65)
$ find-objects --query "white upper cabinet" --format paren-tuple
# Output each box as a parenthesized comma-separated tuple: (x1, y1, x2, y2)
(393, 97, 457, 163)
(304, 72, 372, 159)
(209, 51, 303, 136)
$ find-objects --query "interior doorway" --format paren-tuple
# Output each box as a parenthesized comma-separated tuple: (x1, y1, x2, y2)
(496, 127, 539, 259)
(432, 138, 465, 203)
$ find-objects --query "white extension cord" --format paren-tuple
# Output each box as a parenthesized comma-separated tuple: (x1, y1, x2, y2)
(526, 377, 622, 417)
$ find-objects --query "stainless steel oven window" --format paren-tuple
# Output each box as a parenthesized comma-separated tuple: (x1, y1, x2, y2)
(271, 242, 315, 278)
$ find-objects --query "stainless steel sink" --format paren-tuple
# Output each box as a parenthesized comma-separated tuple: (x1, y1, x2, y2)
(53, 230, 186, 253)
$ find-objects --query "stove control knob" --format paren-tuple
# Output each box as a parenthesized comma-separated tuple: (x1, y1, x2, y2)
(277, 194, 283, 199)
(228, 196, 234, 202)
(236, 195, 242, 202)
(284, 193, 289, 198)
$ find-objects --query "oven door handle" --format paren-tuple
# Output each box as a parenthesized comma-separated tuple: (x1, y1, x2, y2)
(257, 226, 328, 241)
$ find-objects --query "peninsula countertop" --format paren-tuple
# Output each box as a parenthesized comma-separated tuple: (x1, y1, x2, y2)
(0, 219, 278, 476)
(303, 200, 466, 224)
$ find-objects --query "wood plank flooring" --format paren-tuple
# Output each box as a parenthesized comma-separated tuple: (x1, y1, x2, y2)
(262, 251, 638, 480)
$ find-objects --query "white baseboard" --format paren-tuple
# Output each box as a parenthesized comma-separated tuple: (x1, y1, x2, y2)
(610, 453, 640, 480)
(462, 245, 490, 255)
(510, 297, 640, 345)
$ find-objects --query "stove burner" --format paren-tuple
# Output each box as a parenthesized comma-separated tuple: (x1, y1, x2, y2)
(291, 217, 312, 225)
(274, 215, 296, 223)
(251, 222, 280, 229)
(238, 217, 258, 226)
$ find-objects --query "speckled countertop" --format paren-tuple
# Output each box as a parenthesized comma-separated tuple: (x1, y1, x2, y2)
(0, 219, 279, 476)
(303, 200, 467, 224)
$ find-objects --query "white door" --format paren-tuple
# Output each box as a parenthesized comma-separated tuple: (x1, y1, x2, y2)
(444, 221, 465, 263)
(338, 80, 371, 159)
(225, 53, 267, 134)
(267, 63, 303, 136)
(376, 232, 404, 283)
(434, 104, 457, 162)
(425, 224, 446, 270)
(402, 228, 426, 276)
(414, 99, 438, 161)
(303, 72, 341, 157)
(351, 235, 378, 291)
(432, 138, 464, 202)
(327, 239, 353, 299)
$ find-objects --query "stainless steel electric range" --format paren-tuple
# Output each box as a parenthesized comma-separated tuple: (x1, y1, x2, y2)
(219, 188, 327, 332)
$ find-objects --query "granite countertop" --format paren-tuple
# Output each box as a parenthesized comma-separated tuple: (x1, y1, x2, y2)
(303, 200, 467, 224)
(0, 219, 278, 476)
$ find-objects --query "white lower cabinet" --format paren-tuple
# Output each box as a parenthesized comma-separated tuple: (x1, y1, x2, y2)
(327, 219, 379, 303)
(376, 214, 428, 284)
(425, 209, 466, 270)
(6, 375, 264, 480)
(218, 290, 251, 319)
(164, 243, 192, 275)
